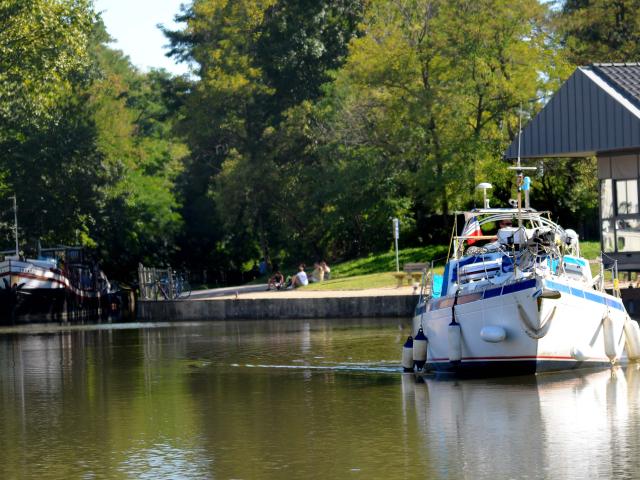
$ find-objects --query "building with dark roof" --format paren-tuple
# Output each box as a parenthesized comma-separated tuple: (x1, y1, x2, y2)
(505, 63, 640, 270)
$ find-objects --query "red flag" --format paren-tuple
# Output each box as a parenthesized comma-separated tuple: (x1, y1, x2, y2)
(462, 216, 482, 245)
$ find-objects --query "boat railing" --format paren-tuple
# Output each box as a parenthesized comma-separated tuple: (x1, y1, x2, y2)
(417, 261, 436, 304)
(593, 254, 623, 297)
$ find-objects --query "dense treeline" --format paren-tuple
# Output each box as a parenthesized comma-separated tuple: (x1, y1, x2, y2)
(0, 0, 635, 283)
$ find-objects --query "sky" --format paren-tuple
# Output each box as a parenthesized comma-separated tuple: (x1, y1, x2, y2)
(94, 0, 190, 76)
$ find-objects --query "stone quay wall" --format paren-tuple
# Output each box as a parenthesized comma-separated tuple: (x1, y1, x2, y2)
(137, 295, 418, 321)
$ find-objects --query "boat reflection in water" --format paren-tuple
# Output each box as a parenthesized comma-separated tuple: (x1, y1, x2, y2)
(402, 366, 640, 479)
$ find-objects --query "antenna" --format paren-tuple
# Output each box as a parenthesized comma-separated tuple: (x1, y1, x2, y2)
(518, 107, 521, 166)
(507, 106, 535, 227)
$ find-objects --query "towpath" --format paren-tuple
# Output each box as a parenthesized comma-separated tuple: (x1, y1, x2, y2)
(188, 284, 418, 300)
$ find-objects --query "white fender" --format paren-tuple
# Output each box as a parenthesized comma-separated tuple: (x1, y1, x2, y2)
(401, 336, 414, 371)
(603, 314, 617, 361)
(624, 318, 640, 360)
(448, 322, 462, 362)
(412, 328, 428, 369)
(480, 325, 506, 343)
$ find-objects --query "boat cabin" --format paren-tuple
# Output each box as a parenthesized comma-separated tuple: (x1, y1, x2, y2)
(438, 209, 592, 297)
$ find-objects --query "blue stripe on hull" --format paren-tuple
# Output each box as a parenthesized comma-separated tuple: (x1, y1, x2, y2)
(545, 279, 625, 311)
(425, 277, 626, 313)
(425, 360, 614, 378)
(429, 278, 537, 311)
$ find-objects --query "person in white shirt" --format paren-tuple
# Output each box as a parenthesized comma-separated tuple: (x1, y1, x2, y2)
(290, 264, 309, 288)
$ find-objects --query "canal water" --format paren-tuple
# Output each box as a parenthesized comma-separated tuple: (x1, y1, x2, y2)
(0, 318, 639, 479)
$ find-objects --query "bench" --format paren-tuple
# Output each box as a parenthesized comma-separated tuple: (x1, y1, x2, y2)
(393, 262, 430, 287)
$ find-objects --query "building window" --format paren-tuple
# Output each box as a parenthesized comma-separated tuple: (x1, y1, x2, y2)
(602, 219, 615, 253)
(616, 218, 640, 252)
(601, 179, 614, 219)
(601, 180, 615, 252)
(616, 179, 639, 215)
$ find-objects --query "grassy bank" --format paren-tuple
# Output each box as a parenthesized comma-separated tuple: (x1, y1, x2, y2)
(238, 240, 602, 291)
(302, 245, 447, 290)
(304, 240, 602, 291)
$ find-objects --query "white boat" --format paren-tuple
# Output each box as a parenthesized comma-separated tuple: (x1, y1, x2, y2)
(408, 187, 640, 377)
(0, 246, 114, 322)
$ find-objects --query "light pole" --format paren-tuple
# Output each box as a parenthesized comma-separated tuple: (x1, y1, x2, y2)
(392, 218, 399, 272)
(10, 194, 18, 257)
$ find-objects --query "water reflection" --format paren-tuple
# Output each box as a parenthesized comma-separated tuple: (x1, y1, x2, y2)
(2, 320, 640, 479)
(402, 366, 640, 479)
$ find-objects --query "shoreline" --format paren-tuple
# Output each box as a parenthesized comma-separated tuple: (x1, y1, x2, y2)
(138, 285, 420, 321)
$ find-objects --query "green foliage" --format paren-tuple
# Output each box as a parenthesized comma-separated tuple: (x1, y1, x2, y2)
(559, 0, 640, 64)
(533, 158, 599, 240)
(0, 9, 187, 280)
(88, 41, 187, 278)
(166, 0, 365, 280)
(160, 0, 601, 284)
(0, 0, 95, 133)
(255, 0, 364, 112)
(1, 94, 105, 245)
(316, 0, 566, 240)
(0, 0, 99, 249)
(0, 0, 613, 286)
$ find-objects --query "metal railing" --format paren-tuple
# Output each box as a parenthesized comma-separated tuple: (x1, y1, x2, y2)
(138, 264, 191, 301)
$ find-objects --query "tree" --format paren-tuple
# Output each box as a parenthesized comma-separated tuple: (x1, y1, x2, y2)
(0, 13, 188, 278)
(0, 0, 94, 134)
(255, 0, 364, 114)
(320, 0, 563, 242)
(560, 0, 640, 65)
(0, 0, 98, 250)
(166, 0, 364, 274)
(87, 25, 187, 278)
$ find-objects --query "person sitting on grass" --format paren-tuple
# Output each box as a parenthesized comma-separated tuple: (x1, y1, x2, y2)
(321, 261, 330, 280)
(288, 264, 309, 289)
(310, 261, 330, 283)
(267, 271, 285, 291)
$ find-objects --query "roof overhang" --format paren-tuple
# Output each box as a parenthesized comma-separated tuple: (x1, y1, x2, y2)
(504, 66, 640, 160)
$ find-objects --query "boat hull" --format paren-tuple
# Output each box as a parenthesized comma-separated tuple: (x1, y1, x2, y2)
(0, 260, 112, 324)
(423, 359, 614, 378)
(413, 277, 628, 377)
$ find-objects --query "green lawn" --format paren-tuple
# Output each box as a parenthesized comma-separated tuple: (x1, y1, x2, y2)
(304, 266, 446, 291)
(246, 240, 604, 292)
(305, 240, 604, 291)
(328, 245, 449, 278)
(580, 240, 600, 260)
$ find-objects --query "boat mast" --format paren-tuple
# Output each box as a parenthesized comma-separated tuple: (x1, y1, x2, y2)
(516, 109, 523, 227)
(10, 194, 18, 257)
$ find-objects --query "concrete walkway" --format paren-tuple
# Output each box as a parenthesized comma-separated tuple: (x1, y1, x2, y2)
(189, 283, 419, 300)
(189, 284, 270, 300)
